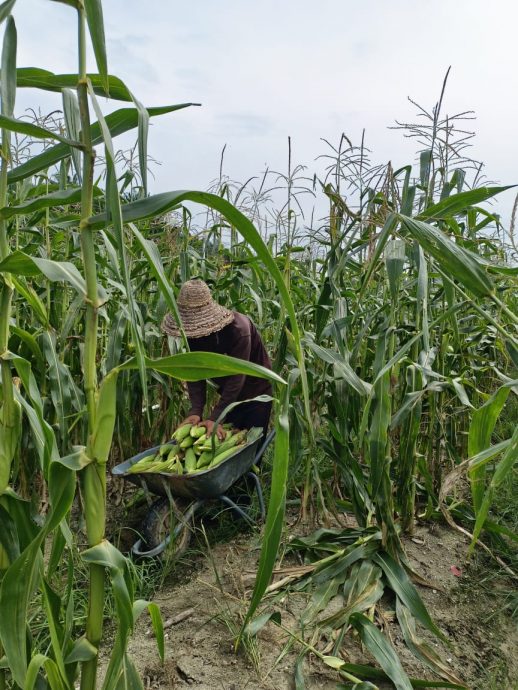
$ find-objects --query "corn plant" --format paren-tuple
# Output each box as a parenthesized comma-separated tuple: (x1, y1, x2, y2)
(0, 3, 516, 688)
(0, 3, 294, 689)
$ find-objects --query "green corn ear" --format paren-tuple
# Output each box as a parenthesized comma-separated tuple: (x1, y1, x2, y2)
(139, 462, 161, 473)
(193, 433, 207, 447)
(179, 436, 194, 449)
(167, 448, 179, 463)
(90, 369, 119, 464)
(190, 425, 206, 439)
(184, 448, 197, 473)
(199, 435, 222, 452)
(208, 445, 242, 468)
(127, 453, 157, 473)
(160, 443, 175, 456)
(173, 424, 192, 441)
(196, 451, 213, 469)
(0, 397, 21, 495)
(212, 431, 246, 456)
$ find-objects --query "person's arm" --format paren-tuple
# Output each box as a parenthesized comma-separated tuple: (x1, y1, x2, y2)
(208, 335, 251, 421)
(186, 380, 206, 418)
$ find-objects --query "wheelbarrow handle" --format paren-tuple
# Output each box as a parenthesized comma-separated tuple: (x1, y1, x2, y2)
(254, 429, 276, 464)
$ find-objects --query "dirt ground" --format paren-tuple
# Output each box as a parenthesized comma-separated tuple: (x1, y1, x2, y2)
(110, 501, 518, 690)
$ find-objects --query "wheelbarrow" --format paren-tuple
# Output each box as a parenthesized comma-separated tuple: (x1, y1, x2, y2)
(112, 427, 275, 558)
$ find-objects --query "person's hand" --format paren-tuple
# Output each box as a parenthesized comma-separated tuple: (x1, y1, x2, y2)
(180, 414, 200, 427)
(200, 419, 226, 440)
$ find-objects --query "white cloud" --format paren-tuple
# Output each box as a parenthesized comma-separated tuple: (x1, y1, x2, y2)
(6, 0, 518, 223)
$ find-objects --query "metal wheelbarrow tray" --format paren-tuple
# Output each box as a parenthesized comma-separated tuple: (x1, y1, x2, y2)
(112, 428, 274, 558)
(112, 426, 264, 500)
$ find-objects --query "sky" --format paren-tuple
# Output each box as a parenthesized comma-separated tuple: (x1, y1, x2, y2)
(8, 0, 518, 230)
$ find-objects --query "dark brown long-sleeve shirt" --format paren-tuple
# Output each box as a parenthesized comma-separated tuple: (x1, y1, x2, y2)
(186, 312, 272, 421)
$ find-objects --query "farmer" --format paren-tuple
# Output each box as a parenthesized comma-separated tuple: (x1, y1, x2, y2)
(161, 279, 272, 441)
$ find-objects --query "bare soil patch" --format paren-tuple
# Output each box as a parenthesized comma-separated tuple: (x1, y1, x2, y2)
(114, 511, 518, 690)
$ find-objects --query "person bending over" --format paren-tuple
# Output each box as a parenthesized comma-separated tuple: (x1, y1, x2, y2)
(161, 279, 272, 440)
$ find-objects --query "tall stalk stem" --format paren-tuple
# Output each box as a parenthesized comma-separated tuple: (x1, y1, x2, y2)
(0, 40, 13, 690)
(76, 8, 105, 690)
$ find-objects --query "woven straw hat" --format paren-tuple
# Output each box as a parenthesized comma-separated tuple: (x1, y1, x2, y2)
(161, 279, 234, 339)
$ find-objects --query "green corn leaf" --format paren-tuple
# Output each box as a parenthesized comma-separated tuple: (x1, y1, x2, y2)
(89, 550, 147, 690)
(418, 186, 514, 221)
(42, 578, 68, 684)
(132, 95, 149, 195)
(64, 637, 98, 664)
(0, 186, 100, 219)
(25, 653, 66, 690)
(349, 613, 413, 690)
(396, 601, 467, 687)
(469, 424, 518, 552)
(336, 662, 467, 689)
(398, 215, 494, 298)
(107, 654, 144, 690)
(0, 113, 82, 146)
(11, 276, 48, 325)
(90, 369, 118, 464)
(245, 610, 281, 636)
(373, 552, 446, 641)
(62, 88, 82, 181)
(105, 308, 128, 373)
(385, 239, 406, 301)
(357, 213, 398, 303)
(50, 0, 79, 7)
(301, 576, 341, 626)
(0, 0, 16, 24)
(0, 503, 20, 562)
(132, 601, 164, 662)
(305, 338, 371, 396)
(84, 0, 108, 93)
(13, 389, 47, 471)
(468, 438, 512, 472)
(56, 448, 91, 471)
(0, 250, 108, 302)
(1, 15, 16, 118)
(82, 540, 133, 635)
(313, 542, 379, 585)
(468, 383, 511, 513)
(369, 329, 391, 501)
(319, 561, 383, 629)
(0, 538, 42, 685)
(128, 222, 187, 347)
(15, 67, 131, 101)
(8, 103, 196, 184)
(42, 330, 72, 449)
(119, 351, 285, 386)
(294, 654, 306, 690)
(240, 383, 290, 636)
(0, 460, 75, 686)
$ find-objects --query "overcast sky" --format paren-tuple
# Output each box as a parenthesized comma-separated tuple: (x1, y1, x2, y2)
(10, 0, 518, 228)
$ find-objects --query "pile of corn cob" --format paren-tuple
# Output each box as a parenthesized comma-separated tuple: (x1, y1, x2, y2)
(127, 423, 248, 475)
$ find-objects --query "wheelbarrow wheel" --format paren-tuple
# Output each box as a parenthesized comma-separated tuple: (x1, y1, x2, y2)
(141, 497, 192, 559)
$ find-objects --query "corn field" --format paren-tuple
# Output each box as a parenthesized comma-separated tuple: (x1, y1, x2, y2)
(0, 2, 517, 689)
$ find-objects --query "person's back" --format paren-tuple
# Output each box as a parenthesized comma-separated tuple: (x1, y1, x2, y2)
(162, 281, 272, 438)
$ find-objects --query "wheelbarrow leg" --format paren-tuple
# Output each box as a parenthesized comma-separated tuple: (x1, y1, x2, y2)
(254, 429, 275, 465)
(218, 494, 256, 526)
(245, 471, 265, 520)
(219, 471, 265, 525)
